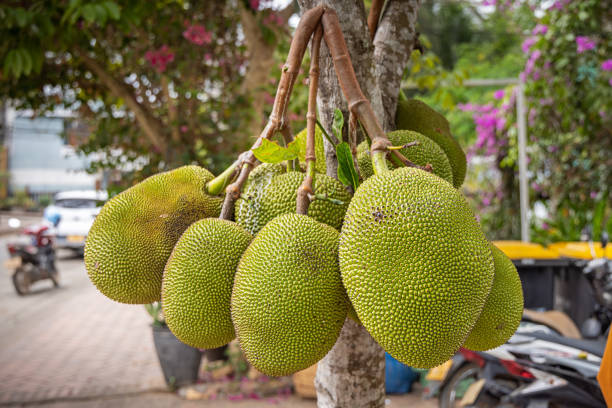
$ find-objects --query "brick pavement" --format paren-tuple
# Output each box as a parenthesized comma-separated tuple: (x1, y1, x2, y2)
(0, 251, 166, 405)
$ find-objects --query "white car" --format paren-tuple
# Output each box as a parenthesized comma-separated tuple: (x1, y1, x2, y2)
(43, 190, 108, 253)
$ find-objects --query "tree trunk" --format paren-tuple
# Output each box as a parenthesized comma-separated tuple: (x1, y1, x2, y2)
(296, 1, 420, 407)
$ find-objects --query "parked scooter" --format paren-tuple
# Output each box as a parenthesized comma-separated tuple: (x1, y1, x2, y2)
(5, 218, 59, 295)
(439, 323, 605, 407)
(438, 232, 610, 407)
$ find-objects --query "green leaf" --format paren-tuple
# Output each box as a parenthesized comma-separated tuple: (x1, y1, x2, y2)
(94, 4, 108, 25)
(336, 142, 359, 191)
(332, 108, 344, 142)
(14, 8, 28, 28)
(102, 1, 121, 20)
(3, 50, 15, 77)
(252, 138, 299, 164)
(12, 49, 23, 77)
(19, 49, 32, 76)
(82, 4, 97, 23)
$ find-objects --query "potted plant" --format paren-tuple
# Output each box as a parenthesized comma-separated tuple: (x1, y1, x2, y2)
(146, 302, 202, 389)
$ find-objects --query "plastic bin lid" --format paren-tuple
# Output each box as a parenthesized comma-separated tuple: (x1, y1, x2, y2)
(548, 242, 612, 260)
(492, 240, 559, 260)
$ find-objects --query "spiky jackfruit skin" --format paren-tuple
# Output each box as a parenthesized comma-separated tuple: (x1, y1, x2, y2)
(231, 214, 348, 376)
(246, 171, 351, 235)
(356, 130, 453, 184)
(162, 219, 252, 349)
(235, 163, 286, 235)
(84, 166, 223, 304)
(396, 99, 466, 188)
(295, 127, 326, 174)
(463, 245, 523, 351)
(339, 167, 494, 368)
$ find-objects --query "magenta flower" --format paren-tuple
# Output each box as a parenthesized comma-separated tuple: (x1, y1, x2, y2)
(482, 0, 496, 5)
(552, 0, 570, 10)
(542, 222, 549, 230)
(601, 59, 612, 71)
(532, 24, 548, 35)
(590, 191, 598, 199)
(493, 89, 505, 100)
(576, 36, 596, 53)
(180, 125, 188, 133)
(183, 24, 212, 46)
(522, 37, 537, 53)
(263, 12, 284, 26)
(249, 0, 260, 10)
(609, 78, 612, 86)
(145, 45, 174, 73)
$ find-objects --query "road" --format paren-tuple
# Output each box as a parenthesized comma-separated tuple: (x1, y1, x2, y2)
(0, 236, 165, 406)
(0, 235, 437, 408)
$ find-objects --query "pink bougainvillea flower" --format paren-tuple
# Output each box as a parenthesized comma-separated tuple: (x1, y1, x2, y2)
(609, 78, 612, 86)
(576, 36, 596, 53)
(482, 0, 496, 5)
(521, 37, 536, 53)
(551, 0, 570, 10)
(532, 24, 548, 35)
(263, 12, 284, 27)
(183, 24, 212, 46)
(249, 0, 260, 10)
(590, 191, 598, 199)
(180, 125, 188, 133)
(493, 89, 505, 100)
(542, 222, 549, 230)
(601, 59, 612, 71)
(145, 45, 174, 73)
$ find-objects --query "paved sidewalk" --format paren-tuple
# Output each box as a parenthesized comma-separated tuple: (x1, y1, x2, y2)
(0, 249, 165, 405)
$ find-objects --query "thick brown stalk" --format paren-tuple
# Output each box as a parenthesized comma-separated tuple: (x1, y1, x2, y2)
(297, 24, 323, 216)
(320, 10, 389, 154)
(219, 5, 325, 219)
(367, 0, 385, 39)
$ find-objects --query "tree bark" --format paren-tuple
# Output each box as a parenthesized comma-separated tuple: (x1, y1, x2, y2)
(296, 1, 420, 407)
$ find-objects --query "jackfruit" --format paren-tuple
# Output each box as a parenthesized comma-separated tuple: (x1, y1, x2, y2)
(463, 244, 523, 351)
(84, 166, 223, 304)
(339, 167, 494, 368)
(240, 171, 351, 235)
(295, 127, 326, 174)
(235, 163, 286, 235)
(231, 213, 348, 376)
(396, 99, 466, 188)
(162, 218, 252, 349)
(356, 130, 453, 184)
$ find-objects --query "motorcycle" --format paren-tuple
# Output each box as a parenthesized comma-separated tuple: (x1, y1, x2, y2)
(5, 219, 59, 295)
(438, 232, 610, 407)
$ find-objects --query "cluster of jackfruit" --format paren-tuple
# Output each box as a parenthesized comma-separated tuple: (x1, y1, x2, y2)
(84, 98, 523, 377)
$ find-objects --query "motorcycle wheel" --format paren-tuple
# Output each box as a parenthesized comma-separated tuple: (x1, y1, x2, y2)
(12, 267, 31, 295)
(439, 363, 482, 408)
(50, 269, 60, 288)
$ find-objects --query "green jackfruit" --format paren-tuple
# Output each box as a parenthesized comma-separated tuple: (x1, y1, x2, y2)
(396, 99, 466, 188)
(295, 127, 326, 174)
(463, 244, 523, 351)
(84, 166, 223, 304)
(235, 163, 286, 235)
(240, 171, 351, 235)
(162, 218, 252, 349)
(356, 130, 453, 184)
(231, 213, 347, 376)
(339, 167, 494, 368)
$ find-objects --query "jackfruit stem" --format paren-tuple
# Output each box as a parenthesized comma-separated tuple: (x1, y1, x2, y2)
(206, 159, 240, 196)
(219, 5, 326, 219)
(280, 127, 298, 171)
(371, 151, 390, 175)
(297, 24, 323, 216)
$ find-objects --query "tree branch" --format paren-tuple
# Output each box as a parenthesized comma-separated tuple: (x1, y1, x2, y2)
(367, 0, 385, 40)
(76, 51, 168, 153)
(373, 0, 421, 131)
(218, 5, 325, 218)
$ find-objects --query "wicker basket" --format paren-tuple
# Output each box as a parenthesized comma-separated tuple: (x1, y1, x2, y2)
(292, 364, 317, 399)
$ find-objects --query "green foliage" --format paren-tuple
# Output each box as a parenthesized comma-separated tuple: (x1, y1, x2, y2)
(252, 139, 300, 164)
(0, 1, 253, 177)
(336, 142, 359, 191)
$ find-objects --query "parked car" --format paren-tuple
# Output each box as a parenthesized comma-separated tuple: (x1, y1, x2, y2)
(43, 190, 108, 254)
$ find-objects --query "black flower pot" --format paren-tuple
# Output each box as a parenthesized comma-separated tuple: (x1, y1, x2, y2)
(152, 325, 201, 388)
